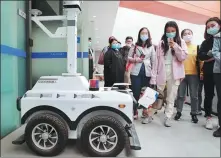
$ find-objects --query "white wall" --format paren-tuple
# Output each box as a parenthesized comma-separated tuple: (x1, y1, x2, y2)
(112, 7, 206, 46)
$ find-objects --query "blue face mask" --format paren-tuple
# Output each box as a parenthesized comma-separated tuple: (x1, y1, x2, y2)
(166, 32, 176, 38)
(111, 44, 118, 50)
(88, 42, 92, 47)
(207, 26, 220, 35)
(140, 35, 148, 41)
(117, 44, 121, 49)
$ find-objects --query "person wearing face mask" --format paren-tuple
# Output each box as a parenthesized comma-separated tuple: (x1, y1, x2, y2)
(127, 27, 156, 120)
(121, 36, 134, 85)
(88, 37, 95, 79)
(151, 21, 187, 127)
(197, 17, 220, 130)
(207, 17, 221, 137)
(174, 29, 204, 123)
(103, 38, 125, 87)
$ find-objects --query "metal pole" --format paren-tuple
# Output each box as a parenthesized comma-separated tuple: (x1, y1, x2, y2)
(66, 9, 78, 74)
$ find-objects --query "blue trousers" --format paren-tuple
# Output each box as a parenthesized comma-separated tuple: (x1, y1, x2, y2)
(130, 64, 150, 115)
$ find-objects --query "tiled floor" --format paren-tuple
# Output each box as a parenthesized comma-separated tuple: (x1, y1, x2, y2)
(1, 105, 220, 157)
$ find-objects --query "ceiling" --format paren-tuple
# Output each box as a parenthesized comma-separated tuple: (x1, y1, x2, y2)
(78, 1, 120, 51)
(120, 1, 220, 25)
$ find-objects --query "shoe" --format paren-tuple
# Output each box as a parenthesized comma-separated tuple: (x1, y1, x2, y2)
(133, 114, 138, 120)
(164, 117, 172, 127)
(174, 112, 182, 121)
(213, 128, 221, 137)
(133, 111, 138, 120)
(141, 109, 148, 118)
(142, 116, 153, 124)
(196, 111, 202, 115)
(205, 117, 213, 130)
(191, 115, 198, 123)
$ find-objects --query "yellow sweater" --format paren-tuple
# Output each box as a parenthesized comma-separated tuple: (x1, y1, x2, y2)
(184, 44, 203, 75)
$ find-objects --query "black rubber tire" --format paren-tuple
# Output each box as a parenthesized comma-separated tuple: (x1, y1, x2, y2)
(80, 115, 127, 157)
(24, 113, 68, 156)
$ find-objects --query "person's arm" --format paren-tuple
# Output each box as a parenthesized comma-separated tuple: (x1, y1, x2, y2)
(212, 38, 221, 63)
(198, 41, 213, 61)
(128, 46, 143, 63)
(128, 46, 136, 63)
(150, 42, 161, 85)
(172, 40, 188, 62)
(150, 45, 157, 85)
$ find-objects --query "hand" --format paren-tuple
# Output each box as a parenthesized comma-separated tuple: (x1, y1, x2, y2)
(207, 50, 213, 57)
(169, 41, 175, 48)
(204, 58, 215, 62)
(168, 38, 175, 48)
(200, 75, 203, 81)
(135, 57, 143, 63)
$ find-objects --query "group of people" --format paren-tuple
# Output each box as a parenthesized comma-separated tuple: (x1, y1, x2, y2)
(97, 17, 221, 138)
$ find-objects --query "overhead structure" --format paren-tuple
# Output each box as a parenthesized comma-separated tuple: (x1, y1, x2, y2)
(120, 1, 220, 25)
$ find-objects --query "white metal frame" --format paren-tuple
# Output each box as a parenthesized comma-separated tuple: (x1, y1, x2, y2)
(31, 0, 82, 75)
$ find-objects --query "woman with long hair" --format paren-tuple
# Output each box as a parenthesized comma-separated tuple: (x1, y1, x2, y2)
(151, 21, 187, 127)
(127, 27, 156, 120)
(199, 17, 221, 136)
(198, 17, 220, 131)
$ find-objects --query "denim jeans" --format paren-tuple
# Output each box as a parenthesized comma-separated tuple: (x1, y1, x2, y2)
(131, 64, 150, 115)
(177, 75, 199, 115)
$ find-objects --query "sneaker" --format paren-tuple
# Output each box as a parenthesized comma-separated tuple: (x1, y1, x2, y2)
(133, 111, 138, 120)
(174, 112, 182, 121)
(191, 115, 198, 123)
(196, 111, 202, 115)
(133, 114, 138, 120)
(164, 117, 172, 127)
(141, 109, 148, 118)
(142, 116, 153, 124)
(213, 128, 221, 137)
(205, 117, 213, 130)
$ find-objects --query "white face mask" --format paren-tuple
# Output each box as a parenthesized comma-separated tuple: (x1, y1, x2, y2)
(126, 43, 132, 47)
(183, 35, 193, 43)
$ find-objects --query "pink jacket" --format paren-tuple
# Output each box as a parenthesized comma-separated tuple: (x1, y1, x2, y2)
(150, 40, 188, 85)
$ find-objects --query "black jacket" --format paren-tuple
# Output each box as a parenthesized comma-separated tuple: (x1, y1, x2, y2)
(104, 48, 125, 87)
(198, 37, 215, 74)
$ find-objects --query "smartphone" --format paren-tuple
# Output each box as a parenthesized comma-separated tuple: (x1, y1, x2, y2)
(167, 38, 173, 43)
(140, 54, 145, 59)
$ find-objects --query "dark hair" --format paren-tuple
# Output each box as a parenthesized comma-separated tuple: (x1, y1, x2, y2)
(88, 37, 92, 40)
(125, 36, 133, 41)
(161, 21, 181, 55)
(108, 36, 115, 43)
(204, 17, 221, 39)
(181, 29, 193, 38)
(109, 38, 117, 45)
(136, 27, 152, 48)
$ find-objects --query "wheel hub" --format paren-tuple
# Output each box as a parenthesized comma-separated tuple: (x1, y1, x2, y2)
(42, 133, 49, 140)
(100, 135, 107, 143)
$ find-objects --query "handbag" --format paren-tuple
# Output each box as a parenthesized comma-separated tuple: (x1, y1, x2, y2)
(98, 46, 108, 65)
(125, 45, 137, 71)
